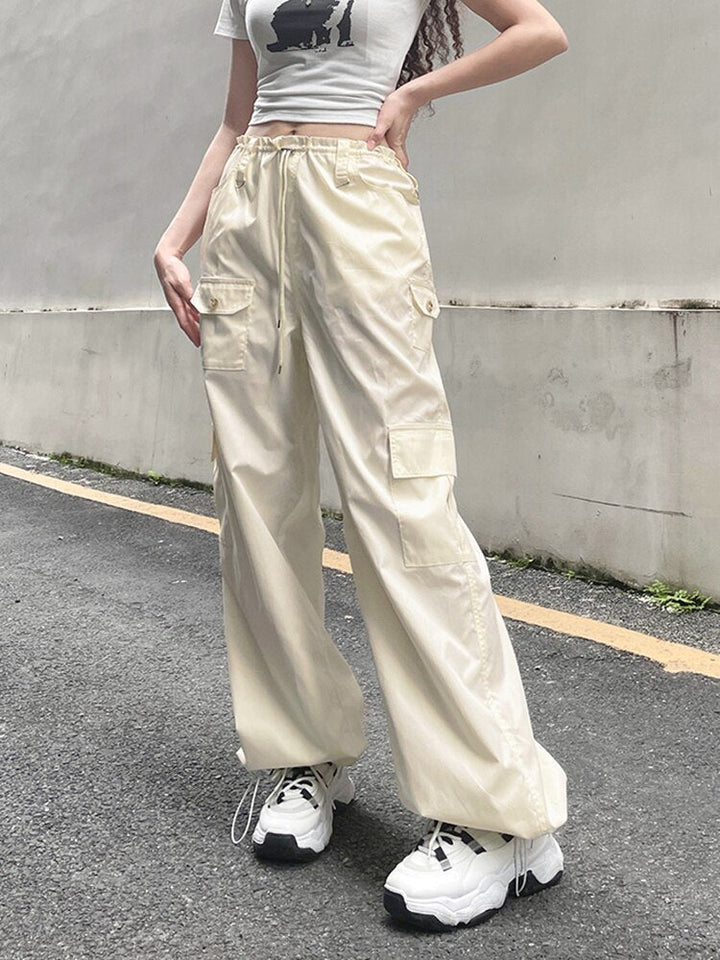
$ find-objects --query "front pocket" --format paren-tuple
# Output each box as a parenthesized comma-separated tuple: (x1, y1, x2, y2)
(216, 142, 248, 192)
(387, 153, 421, 198)
(206, 144, 246, 212)
(190, 276, 255, 371)
(408, 277, 441, 353)
(387, 422, 475, 567)
(356, 151, 421, 204)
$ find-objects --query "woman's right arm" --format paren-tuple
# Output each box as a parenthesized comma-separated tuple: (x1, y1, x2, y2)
(154, 39, 257, 347)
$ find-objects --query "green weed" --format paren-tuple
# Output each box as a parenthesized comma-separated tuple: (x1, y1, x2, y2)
(642, 580, 713, 613)
(49, 452, 212, 492)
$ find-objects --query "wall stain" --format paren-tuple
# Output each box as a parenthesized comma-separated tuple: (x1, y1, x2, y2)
(536, 368, 627, 440)
(653, 356, 691, 390)
(541, 389, 623, 439)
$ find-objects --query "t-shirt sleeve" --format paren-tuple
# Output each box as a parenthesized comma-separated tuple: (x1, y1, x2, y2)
(214, 0, 249, 40)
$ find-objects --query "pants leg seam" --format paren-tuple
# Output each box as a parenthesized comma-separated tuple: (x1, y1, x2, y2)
(462, 559, 553, 835)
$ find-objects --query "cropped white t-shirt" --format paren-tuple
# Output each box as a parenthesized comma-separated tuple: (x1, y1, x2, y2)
(214, 0, 431, 126)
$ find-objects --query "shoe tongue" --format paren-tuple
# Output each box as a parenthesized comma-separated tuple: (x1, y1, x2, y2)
(439, 822, 464, 837)
(284, 768, 316, 790)
(287, 766, 314, 780)
(429, 821, 464, 837)
(276, 767, 319, 805)
(461, 827, 510, 851)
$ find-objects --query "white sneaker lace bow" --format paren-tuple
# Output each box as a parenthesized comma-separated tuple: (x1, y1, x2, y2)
(230, 764, 334, 845)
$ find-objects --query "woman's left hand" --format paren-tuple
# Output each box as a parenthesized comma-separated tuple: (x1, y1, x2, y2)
(365, 87, 422, 169)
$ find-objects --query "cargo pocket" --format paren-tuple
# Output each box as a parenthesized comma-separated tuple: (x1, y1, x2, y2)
(408, 277, 441, 353)
(190, 276, 255, 371)
(388, 422, 475, 567)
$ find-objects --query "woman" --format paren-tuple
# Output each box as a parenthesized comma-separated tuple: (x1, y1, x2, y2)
(154, 0, 569, 931)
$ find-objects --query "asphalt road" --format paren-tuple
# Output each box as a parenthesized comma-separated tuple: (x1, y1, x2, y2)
(1, 444, 718, 960)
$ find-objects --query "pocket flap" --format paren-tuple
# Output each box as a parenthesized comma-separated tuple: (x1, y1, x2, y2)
(388, 423, 457, 478)
(409, 279, 440, 319)
(190, 277, 255, 315)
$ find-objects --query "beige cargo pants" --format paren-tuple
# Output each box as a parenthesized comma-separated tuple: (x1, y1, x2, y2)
(191, 134, 567, 839)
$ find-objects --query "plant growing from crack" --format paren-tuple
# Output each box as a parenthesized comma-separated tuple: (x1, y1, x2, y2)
(643, 580, 712, 613)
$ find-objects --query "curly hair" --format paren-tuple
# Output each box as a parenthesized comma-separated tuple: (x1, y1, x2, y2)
(397, 0, 465, 118)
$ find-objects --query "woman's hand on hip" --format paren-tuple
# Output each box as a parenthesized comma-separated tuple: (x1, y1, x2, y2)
(365, 87, 421, 169)
(154, 248, 201, 348)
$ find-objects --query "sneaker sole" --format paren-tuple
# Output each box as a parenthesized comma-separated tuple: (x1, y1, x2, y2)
(252, 796, 353, 863)
(383, 868, 564, 932)
(253, 832, 322, 862)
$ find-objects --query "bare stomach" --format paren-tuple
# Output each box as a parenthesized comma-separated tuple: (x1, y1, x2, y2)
(245, 119, 388, 149)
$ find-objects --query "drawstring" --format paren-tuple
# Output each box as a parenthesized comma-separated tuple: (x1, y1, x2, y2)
(276, 147, 291, 375)
(513, 835, 534, 895)
(236, 137, 291, 375)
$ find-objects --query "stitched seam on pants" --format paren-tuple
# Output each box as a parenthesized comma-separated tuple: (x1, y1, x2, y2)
(462, 559, 551, 835)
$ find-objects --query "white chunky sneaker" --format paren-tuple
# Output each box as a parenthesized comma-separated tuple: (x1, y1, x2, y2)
(231, 762, 354, 862)
(383, 820, 564, 930)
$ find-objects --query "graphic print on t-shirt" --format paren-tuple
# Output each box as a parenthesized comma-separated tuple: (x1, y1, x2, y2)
(267, 0, 355, 53)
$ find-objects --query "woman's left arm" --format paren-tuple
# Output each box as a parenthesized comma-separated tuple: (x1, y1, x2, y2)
(368, 0, 568, 158)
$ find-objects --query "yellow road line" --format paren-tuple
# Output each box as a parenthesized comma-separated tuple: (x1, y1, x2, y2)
(323, 547, 352, 574)
(0, 461, 222, 535)
(2, 460, 718, 681)
(496, 596, 720, 680)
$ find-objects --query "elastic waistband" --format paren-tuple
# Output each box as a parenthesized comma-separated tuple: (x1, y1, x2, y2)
(235, 133, 398, 163)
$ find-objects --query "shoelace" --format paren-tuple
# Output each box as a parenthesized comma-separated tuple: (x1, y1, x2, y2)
(417, 820, 472, 873)
(230, 764, 334, 845)
(512, 835, 534, 896)
(419, 819, 451, 856)
(418, 819, 535, 895)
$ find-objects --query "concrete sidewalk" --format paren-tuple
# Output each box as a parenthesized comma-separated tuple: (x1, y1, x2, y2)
(1, 445, 718, 960)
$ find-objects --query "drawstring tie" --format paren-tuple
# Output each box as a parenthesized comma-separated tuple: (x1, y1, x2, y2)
(512, 835, 534, 896)
(276, 147, 291, 375)
(235, 137, 291, 376)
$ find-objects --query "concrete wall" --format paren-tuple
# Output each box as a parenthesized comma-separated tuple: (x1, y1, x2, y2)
(436, 306, 720, 596)
(0, 310, 213, 480)
(1, 1, 719, 595)
(3, 304, 719, 599)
